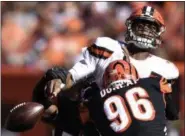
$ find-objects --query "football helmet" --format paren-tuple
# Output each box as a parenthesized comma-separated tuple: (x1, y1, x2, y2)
(102, 60, 139, 88)
(125, 6, 166, 49)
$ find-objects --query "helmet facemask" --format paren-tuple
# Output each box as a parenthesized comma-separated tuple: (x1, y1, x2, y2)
(125, 19, 165, 49)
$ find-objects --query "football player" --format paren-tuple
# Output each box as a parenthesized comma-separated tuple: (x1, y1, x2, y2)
(83, 60, 174, 136)
(48, 6, 179, 98)
(33, 5, 179, 136)
(46, 6, 179, 118)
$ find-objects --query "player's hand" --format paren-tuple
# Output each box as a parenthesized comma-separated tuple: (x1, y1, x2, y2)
(43, 104, 58, 118)
(42, 104, 59, 125)
(45, 79, 65, 99)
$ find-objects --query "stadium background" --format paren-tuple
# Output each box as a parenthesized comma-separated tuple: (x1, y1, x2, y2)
(1, 1, 184, 136)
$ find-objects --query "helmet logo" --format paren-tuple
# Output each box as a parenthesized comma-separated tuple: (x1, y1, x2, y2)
(103, 60, 139, 88)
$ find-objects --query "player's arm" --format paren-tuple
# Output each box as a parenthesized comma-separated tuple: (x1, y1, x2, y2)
(48, 41, 105, 98)
(32, 67, 68, 107)
(165, 79, 179, 120)
(32, 67, 68, 125)
(150, 72, 179, 120)
(47, 50, 97, 100)
(164, 62, 180, 120)
(49, 37, 128, 98)
(58, 73, 95, 100)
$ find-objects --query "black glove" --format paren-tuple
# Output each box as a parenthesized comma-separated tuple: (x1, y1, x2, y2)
(32, 67, 68, 109)
(45, 67, 68, 83)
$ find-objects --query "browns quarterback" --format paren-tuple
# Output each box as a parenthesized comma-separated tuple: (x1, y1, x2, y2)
(32, 6, 179, 136)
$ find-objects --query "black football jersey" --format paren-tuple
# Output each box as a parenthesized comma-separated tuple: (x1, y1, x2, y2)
(86, 77, 170, 136)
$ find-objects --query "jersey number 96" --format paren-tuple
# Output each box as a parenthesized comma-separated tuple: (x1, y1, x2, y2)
(104, 87, 156, 133)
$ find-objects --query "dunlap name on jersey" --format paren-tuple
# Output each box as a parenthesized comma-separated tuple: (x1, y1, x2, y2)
(100, 79, 137, 98)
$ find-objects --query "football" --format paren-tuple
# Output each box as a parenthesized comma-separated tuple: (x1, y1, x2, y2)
(4, 102, 44, 132)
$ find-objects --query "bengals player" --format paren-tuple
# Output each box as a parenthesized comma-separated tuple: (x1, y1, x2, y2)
(85, 60, 174, 136)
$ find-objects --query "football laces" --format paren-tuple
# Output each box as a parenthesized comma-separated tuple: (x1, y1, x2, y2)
(10, 102, 26, 113)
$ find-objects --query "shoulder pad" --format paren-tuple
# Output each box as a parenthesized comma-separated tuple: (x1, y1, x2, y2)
(150, 55, 179, 80)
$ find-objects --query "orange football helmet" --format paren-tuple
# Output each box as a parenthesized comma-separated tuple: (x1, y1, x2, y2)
(102, 60, 139, 88)
(125, 6, 166, 49)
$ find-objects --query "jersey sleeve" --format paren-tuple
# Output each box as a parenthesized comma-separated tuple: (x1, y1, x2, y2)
(69, 37, 126, 84)
(154, 57, 179, 80)
(69, 37, 121, 83)
(69, 47, 97, 83)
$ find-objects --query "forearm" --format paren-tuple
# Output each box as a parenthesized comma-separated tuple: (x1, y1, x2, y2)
(60, 73, 85, 100)
(64, 73, 74, 90)
(59, 73, 95, 100)
(32, 67, 68, 108)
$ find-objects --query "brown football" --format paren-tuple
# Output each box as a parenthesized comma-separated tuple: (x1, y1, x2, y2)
(4, 102, 44, 132)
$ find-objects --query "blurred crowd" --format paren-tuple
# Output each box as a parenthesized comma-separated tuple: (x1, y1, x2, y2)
(1, 2, 184, 136)
(1, 1, 184, 71)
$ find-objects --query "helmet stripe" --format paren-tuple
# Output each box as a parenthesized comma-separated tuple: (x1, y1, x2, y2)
(150, 7, 154, 16)
(142, 6, 147, 14)
(142, 6, 154, 16)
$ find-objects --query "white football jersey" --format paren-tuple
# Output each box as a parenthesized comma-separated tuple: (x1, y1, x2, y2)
(69, 37, 179, 89)
(130, 55, 179, 80)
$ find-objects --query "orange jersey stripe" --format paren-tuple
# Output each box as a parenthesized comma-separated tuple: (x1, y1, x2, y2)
(88, 44, 113, 59)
